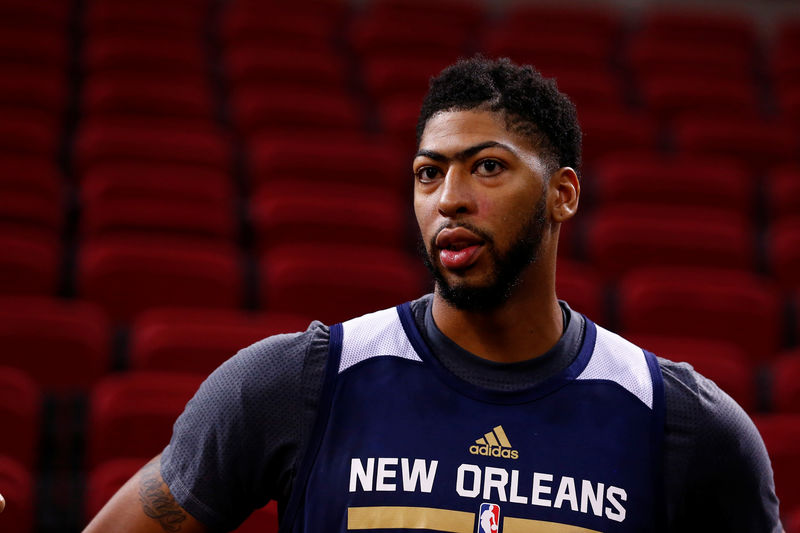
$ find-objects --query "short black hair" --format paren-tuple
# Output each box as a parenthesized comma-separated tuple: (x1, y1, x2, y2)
(416, 56, 582, 175)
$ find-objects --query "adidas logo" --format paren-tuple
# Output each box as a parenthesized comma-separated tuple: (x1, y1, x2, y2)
(469, 425, 519, 460)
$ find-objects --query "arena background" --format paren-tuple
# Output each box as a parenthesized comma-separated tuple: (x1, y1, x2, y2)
(1, 0, 800, 530)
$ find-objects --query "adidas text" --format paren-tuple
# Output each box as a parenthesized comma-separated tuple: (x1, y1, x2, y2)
(469, 444, 519, 460)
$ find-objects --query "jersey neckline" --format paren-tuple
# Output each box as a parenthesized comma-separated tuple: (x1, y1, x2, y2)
(396, 302, 598, 405)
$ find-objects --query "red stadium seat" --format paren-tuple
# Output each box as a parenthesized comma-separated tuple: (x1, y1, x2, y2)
(83, 35, 207, 76)
(377, 99, 423, 152)
(80, 161, 233, 205)
(0, 1, 71, 28)
(222, 8, 341, 52)
(767, 166, 800, 220)
(772, 349, 800, 413)
(84, 458, 144, 521)
(129, 307, 310, 375)
(260, 244, 426, 324)
(77, 239, 243, 323)
(0, 234, 60, 296)
(0, 156, 63, 201)
(80, 196, 237, 244)
(638, 75, 760, 122)
(769, 216, 800, 288)
(624, 335, 756, 412)
(673, 117, 798, 172)
(231, 87, 365, 138)
(0, 65, 66, 114)
(82, 75, 216, 120)
(592, 154, 754, 215)
(578, 110, 660, 166)
(225, 48, 348, 91)
(0, 456, 34, 533)
(362, 56, 453, 106)
(84, 0, 209, 35)
(776, 78, 800, 122)
(0, 109, 61, 157)
(555, 259, 606, 325)
(585, 207, 755, 279)
(483, 30, 615, 79)
(771, 18, 800, 84)
(363, 0, 483, 30)
(0, 26, 68, 68)
(0, 367, 41, 468)
(628, 39, 753, 82)
(0, 297, 110, 392)
(250, 182, 409, 253)
(0, 190, 63, 238)
(754, 414, 800, 514)
(87, 372, 203, 467)
(349, 13, 469, 63)
(75, 118, 232, 175)
(638, 9, 757, 49)
(499, 4, 622, 45)
(550, 71, 627, 114)
(788, 508, 800, 533)
(248, 137, 406, 193)
(618, 267, 782, 364)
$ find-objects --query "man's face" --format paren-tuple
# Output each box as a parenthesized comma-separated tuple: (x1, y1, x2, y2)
(413, 109, 550, 311)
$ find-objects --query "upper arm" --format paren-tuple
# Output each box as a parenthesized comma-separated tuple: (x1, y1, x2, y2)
(662, 360, 782, 532)
(83, 455, 209, 533)
(157, 326, 327, 528)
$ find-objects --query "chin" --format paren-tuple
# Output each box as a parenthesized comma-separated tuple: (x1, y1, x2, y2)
(436, 280, 512, 312)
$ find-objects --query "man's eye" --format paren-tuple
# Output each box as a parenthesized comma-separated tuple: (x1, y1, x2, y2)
(475, 159, 503, 176)
(416, 167, 440, 181)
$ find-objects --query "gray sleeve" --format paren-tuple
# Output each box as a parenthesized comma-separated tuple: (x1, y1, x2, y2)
(660, 358, 781, 532)
(160, 322, 330, 531)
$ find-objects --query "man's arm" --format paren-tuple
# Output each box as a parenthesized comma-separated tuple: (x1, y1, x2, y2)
(83, 455, 208, 533)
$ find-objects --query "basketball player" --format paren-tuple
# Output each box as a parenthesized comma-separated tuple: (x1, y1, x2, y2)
(84, 57, 781, 532)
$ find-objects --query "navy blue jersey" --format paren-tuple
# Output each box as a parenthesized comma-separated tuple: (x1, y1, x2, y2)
(280, 303, 665, 532)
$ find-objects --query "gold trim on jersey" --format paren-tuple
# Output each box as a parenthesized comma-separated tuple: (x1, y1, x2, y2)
(503, 516, 601, 532)
(347, 506, 602, 532)
(347, 506, 473, 532)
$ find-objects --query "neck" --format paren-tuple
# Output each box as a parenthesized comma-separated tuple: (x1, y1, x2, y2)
(431, 270, 563, 364)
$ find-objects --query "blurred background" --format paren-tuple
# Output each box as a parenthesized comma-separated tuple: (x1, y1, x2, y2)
(1, 0, 800, 531)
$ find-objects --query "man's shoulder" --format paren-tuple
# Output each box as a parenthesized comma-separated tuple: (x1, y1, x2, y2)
(240, 320, 331, 365)
(655, 355, 767, 468)
(201, 320, 332, 398)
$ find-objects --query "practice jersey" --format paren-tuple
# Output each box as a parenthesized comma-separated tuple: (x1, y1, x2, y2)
(280, 303, 665, 532)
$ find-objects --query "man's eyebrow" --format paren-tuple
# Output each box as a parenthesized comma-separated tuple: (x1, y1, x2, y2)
(414, 141, 518, 163)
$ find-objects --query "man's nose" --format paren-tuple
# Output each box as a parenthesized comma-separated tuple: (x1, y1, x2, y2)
(437, 167, 476, 217)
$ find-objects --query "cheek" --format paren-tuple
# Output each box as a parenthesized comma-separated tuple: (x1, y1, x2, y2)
(413, 196, 432, 235)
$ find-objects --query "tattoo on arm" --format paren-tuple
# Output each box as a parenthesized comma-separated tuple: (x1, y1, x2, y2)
(138, 458, 188, 532)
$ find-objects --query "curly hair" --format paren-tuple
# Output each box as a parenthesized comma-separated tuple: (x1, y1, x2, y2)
(416, 56, 582, 175)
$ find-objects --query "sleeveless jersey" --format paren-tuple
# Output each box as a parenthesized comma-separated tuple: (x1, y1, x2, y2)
(280, 303, 665, 533)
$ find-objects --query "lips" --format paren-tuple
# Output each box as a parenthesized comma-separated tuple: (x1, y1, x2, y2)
(435, 227, 485, 270)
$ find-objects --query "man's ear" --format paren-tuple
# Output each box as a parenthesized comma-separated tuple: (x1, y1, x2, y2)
(549, 167, 580, 223)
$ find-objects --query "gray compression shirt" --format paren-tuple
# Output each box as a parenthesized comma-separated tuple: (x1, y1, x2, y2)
(160, 295, 781, 532)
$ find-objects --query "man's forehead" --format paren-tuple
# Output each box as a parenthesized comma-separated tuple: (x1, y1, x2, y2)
(417, 109, 537, 157)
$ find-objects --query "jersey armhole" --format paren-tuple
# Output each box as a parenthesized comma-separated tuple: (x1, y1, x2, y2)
(645, 349, 667, 532)
(278, 322, 343, 530)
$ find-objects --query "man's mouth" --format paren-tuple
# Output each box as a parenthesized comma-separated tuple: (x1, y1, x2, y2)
(435, 227, 485, 271)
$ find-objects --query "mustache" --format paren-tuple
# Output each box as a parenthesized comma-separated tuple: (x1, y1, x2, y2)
(430, 222, 494, 249)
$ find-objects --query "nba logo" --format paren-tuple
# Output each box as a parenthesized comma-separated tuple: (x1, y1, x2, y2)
(477, 503, 500, 533)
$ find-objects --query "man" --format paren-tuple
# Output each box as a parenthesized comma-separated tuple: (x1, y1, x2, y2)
(85, 57, 781, 532)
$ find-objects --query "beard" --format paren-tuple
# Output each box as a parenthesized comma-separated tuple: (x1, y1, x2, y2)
(418, 194, 548, 312)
